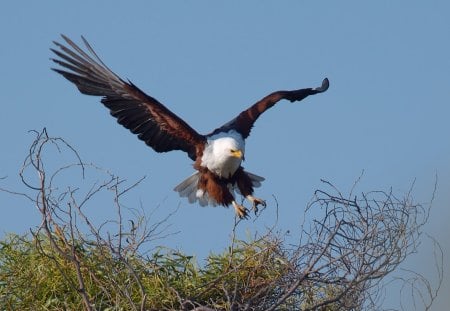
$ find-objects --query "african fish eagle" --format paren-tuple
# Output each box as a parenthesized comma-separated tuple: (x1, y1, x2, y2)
(51, 35, 329, 218)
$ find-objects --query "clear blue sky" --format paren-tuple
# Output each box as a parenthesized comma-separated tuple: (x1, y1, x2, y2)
(1, 1, 449, 309)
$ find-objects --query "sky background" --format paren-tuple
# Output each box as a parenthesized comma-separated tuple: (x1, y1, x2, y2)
(1, 1, 449, 309)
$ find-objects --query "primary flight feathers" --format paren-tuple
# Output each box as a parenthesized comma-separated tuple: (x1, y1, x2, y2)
(51, 35, 329, 218)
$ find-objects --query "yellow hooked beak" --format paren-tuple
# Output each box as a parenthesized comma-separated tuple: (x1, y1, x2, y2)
(230, 149, 245, 160)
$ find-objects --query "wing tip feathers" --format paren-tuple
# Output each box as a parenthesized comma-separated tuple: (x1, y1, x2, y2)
(316, 78, 329, 93)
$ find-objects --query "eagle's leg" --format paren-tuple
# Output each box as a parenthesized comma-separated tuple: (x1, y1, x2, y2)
(232, 200, 249, 219)
(246, 195, 267, 214)
(233, 168, 266, 215)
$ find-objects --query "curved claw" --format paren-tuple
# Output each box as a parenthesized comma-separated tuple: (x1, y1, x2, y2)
(253, 198, 266, 215)
(232, 201, 249, 219)
(245, 195, 266, 215)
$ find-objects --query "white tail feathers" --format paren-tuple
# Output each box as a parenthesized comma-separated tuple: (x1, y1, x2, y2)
(173, 173, 201, 204)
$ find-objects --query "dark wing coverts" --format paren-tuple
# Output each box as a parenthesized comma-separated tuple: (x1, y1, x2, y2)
(211, 78, 329, 138)
(51, 35, 204, 160)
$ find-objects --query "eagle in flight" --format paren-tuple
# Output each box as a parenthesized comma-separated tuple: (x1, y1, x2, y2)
(51, 35, 329, 218)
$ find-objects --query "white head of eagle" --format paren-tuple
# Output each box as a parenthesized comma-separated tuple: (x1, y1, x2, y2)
(201, 130, 245, 179)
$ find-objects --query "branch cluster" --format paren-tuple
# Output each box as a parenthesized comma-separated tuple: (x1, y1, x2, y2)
(0, 129, 441, 311)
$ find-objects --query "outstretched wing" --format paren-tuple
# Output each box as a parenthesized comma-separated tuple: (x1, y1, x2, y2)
(51, 35, 205, 160)
(210, 78, 329, 138)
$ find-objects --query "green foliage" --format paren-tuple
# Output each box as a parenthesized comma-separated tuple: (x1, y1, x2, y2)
(1, 129, 439, 310)
(0, 233, 289, 310)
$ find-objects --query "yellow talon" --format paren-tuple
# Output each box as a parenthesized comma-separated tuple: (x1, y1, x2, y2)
(232, 201, 249, 219)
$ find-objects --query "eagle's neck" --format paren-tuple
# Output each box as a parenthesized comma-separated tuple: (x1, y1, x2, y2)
(200, 130, 245, 179)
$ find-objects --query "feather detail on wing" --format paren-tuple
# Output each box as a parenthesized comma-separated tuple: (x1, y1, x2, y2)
(51, 35, 205, 160)
(211, 78, 329, 138)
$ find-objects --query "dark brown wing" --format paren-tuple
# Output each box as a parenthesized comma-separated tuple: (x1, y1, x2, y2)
(210, 78, 329, 138)
(51, 35, 205, 160)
